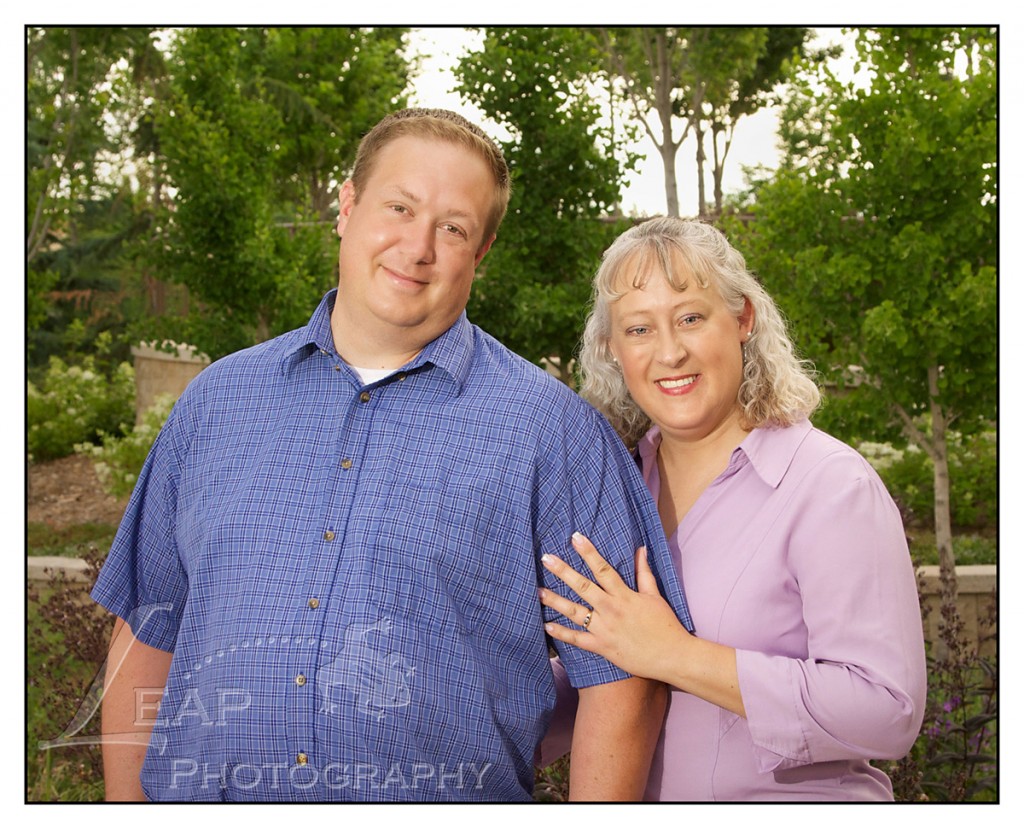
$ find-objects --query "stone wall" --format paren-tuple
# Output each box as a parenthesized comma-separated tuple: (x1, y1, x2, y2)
(916, 565, 997, 659)
(131, 342, 210, 424)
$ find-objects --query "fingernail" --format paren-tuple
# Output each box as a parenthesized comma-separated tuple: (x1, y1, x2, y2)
(541, 554, 554, 565)
(571, 532, 584, 544)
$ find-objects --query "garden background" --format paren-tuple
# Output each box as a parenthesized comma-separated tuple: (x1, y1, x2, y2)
(26, 26, 997, 802)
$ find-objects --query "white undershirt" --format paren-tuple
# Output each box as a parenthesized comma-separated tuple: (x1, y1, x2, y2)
(350, 365, 397, 386)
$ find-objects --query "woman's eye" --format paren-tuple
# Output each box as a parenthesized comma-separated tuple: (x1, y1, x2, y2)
(627, 326, 649, 336)
(680, 314, 701, 326)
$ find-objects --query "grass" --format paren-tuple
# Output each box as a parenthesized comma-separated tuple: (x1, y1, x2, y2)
(906, 529, 998, 567)
(27, 521, 118, 559)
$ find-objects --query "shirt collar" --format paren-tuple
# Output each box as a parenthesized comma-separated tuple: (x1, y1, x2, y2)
(282, 289, 475, 392)
(637, 418, 813, 489)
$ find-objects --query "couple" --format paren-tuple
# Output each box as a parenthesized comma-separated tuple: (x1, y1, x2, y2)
(93, 108, 925, 802)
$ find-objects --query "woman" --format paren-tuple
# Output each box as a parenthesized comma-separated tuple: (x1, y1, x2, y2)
(538, 217, 926, 801)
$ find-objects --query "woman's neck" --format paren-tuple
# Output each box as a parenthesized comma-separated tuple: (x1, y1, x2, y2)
(655, 415, 752, 538)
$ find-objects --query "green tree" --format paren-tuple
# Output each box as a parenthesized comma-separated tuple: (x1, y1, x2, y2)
(27, 26, 166, 367)
(596, 27, 810, 218)
(700, 27, 816, 216)
(454, 27, 635, 382)
(151, 27, 410, 358)
(731, 27, 997, 585)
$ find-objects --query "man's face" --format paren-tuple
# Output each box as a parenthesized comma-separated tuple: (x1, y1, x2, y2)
(335, 136, 496, 354)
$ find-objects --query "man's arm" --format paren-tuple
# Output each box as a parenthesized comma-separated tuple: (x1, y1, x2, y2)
(568, 676, 666, 801)
(100, 616, 173, 802)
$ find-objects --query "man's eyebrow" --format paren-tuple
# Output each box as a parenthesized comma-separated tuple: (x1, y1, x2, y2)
(384, 185, 421, 204)
(383, 185, 475, 221)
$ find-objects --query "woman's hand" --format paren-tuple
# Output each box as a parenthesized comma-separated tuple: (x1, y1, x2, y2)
(539, 532, 691, 685)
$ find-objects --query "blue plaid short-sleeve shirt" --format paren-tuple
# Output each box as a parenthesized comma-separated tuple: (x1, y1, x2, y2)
(92, 290, 692, 802)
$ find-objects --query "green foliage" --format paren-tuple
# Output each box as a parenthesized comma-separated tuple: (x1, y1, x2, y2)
(27, 357, 135, 462)
(455, 28, 634, 379)
(735, 28, 996, 436)
(79, 395, 175, 498)
(27, 27, 166, 368)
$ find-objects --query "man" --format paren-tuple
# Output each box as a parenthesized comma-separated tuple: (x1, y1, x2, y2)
(92, 109, 692, 802)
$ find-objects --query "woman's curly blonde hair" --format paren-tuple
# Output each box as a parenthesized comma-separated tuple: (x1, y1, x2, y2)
(579, 217, 821, 448)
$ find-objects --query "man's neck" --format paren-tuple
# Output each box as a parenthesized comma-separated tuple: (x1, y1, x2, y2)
(329, 302, 426, 371)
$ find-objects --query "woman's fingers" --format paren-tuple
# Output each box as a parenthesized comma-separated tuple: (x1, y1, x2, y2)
(569, 532, 629, 595)
(537, 584, 591, 627)
(635, 546, 659, 595)
(541, 550, 602, 605)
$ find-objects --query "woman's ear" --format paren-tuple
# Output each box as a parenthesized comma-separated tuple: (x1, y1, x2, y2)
(739, 297, 756, 340)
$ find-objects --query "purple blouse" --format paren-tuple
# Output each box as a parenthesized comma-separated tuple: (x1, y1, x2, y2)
(543, 420, 927, 801)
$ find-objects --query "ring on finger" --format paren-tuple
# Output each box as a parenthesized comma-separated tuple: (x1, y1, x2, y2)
(582, 609, 594, 631)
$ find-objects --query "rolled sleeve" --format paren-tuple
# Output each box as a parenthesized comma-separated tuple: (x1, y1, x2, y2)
(737, 462, 927, 772)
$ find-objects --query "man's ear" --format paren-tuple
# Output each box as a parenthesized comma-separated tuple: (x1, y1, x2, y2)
(474, 234, 497, 267)
(336, 180, 357, 236)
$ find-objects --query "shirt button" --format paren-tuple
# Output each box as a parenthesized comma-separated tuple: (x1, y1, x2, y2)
(359, 391, 371, 403)
(295, 674, 307, 686)
(296, 753, 308, 766)
(340, 458, 353, 470)
(324, 530, 336, 541)
(308, 598, 320, 610)
(398, 373, 407, 382)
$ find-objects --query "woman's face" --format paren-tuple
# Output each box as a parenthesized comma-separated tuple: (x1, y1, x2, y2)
(607, 260, 752, 445)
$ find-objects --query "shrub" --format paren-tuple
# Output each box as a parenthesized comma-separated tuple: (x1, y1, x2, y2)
(858, 430, 997, 531)
(78, 395, 175, 499)
(27, 357, 135, 462)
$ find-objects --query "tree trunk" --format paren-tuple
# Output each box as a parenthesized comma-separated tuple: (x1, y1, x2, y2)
(662, 140, 680, 218)
(695, 126, 707, 218)
(929, 364, 957, 593)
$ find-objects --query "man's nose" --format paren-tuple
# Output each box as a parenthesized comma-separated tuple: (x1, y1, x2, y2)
(401, 220, 437, 265)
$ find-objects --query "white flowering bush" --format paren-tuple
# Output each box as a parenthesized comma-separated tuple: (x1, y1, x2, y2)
(27, 357, 135, 462)
(78, 395, 175, 498)
(857, 440, 907, 472)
